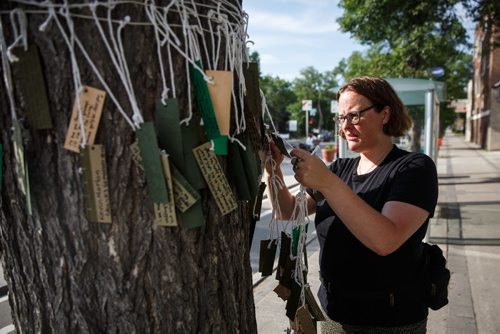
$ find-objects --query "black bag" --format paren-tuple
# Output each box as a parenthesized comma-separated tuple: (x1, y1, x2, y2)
(421, 243, 451, 310)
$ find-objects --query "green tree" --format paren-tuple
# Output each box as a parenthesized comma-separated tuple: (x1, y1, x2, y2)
(292, 67, 338, 135)
(337, 0, 472, 151)
(260, 75, 297, 133)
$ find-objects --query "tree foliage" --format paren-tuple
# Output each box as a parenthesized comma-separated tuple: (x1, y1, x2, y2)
(260, 75, 296, 133)
(291, 66, 338, 134)
(336, 0, 476, 146)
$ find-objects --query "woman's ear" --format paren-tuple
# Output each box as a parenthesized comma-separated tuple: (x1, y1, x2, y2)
(382, 106, 391, 125)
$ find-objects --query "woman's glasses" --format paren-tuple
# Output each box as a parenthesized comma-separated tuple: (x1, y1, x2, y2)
(335, 105, 376, 125)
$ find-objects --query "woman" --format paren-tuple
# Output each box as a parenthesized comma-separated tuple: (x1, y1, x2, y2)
(265, 76, 438, 333)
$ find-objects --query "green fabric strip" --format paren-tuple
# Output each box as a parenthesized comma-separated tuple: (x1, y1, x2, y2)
(189, 60, 221, 139)
(12, 45, 52, 129)
(181, 120, 206, 190)
(154, 98, 185, 169)
(136, 122, 169, 203)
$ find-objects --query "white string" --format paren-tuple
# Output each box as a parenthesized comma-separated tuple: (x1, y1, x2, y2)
(90, 4, 144, 128)
(145, 1, 169, 104)
(58, 3, 87, 148)
(51, 6, 136, 131)
(6, 9, 28, 62)
(0, 16, 18, 120)
(289, 184, 310, 308)
(261, 89, 278, 133)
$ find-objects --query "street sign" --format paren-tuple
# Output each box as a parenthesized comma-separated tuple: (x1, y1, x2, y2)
(330, 100, 339, 114)
(302, 99, 312, 111)
(430, 66, 445, 77)
(288, 120, 297, 131)
(310, 108, 317, 116)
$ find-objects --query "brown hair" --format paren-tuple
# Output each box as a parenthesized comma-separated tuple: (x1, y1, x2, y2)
(336, 76, 412, 137)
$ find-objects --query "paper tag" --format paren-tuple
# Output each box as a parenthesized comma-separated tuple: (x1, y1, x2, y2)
(274, 283, 291, 301)
(280, 257, 296, 290)
(80, 145, 112, 223)
(305, 286, 326, 321)
(64, 86, 106, 153)
(192, 142, 237, 215)
(179, 200, 205, 229)
(170, 163, 200, 213)
(212, 135, 228, 156)
(239, 135, 261, 198)
(136, 122, 169, 203)
(181, 120, 206, 190)
(129, 141, 144, 171)
(295, 305, 317, 334)
(205, 70, 233, 135)
(228, 140, 251, 200)
(155, 98, 185, 169)
(189, 61, 221, 139)
(11, 45, 52, 129)
(243, 63, 262, 117)
(252, 182, 267, 219)
(243, 62, 263, 151)
(286, 280, 302, 321)
(276, 232, 291, 281)
(153, 153, 177, 227)
(258, 239, 277, 277)
(12, 121, 27, 195)
(271, 133, 293, 158)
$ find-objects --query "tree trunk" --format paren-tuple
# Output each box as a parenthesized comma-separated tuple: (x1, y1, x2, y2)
(0, 1, 257, 333)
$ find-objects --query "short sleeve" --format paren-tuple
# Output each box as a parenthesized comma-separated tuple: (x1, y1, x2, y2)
(386, 154, 438, 217)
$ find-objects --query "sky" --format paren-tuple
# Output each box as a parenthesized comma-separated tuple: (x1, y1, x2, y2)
(242, 0, 367, 81)
(242, 0, 476, 81)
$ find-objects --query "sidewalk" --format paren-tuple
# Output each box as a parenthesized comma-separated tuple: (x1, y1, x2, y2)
(254, 132, 500, 333)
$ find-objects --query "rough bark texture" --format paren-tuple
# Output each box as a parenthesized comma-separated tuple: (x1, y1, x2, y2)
(0, 1, 257, 333)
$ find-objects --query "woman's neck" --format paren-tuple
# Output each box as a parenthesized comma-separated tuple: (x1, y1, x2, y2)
(357, 141, 394, 175)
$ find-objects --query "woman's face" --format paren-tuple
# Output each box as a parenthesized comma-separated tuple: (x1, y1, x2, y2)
(338, 90, 389, 153)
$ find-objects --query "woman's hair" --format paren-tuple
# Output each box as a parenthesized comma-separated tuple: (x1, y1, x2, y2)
(336, 76, 412, 137)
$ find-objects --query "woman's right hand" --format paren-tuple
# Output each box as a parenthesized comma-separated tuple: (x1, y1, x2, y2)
(265, 140, 285, 174)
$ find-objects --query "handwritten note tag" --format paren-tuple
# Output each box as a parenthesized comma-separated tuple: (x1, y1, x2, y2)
(243, 62, 263, 151)
(179, 201, 205, 229)
(154, 98, 184, 169)
(154, 153, 177, 227)
(136, 122, 169, 203)
(192, 142, 237, 215)
(11, 45, 52, 129)
(273, 283, 291, 301)
(243, 62, 262, 117)
(80, 145, 112, 223)
(170, 163, 200, 213)
(64, 86, 106, 153)
(205, 70, 233, 135)
(295, 305, 317, 334)
(189, 61, 221, 140)
(271, 133, 292, 158)
(228, 140, 251, 200)
(305, 286, 326, 321)
(259, 239, 277, 277)
(286, 280, 302, 321)
(181, 120, 206, 190)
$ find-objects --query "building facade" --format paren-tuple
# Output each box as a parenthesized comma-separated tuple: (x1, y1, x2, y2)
(469, 20, 500, 150)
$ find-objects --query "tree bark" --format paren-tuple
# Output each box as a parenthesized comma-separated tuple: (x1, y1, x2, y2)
(0, 1, 257, 333)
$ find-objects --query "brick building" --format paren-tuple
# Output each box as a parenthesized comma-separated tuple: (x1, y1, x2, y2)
(468, 20, 500, 150)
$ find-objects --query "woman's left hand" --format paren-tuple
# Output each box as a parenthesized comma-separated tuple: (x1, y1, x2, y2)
(290, 148, 332, 190)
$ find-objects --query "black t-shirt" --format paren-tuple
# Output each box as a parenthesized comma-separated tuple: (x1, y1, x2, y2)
(315, 145, 438, 326)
